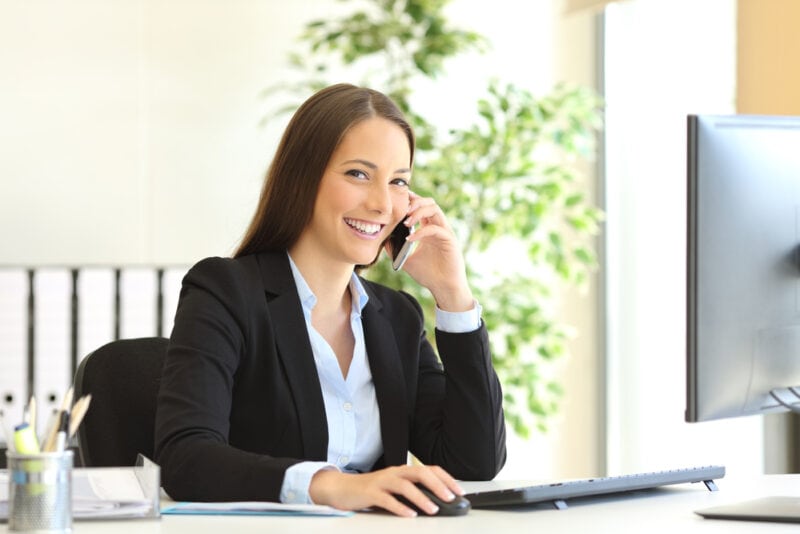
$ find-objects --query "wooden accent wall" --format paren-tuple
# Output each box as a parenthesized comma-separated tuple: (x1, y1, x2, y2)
(737, 0, 800, 114)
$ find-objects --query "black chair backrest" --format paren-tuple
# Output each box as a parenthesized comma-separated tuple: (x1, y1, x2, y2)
(73, 337, 168, 467)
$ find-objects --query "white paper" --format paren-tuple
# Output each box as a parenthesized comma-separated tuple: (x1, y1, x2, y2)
(162, 500, 352, 517)
(76, 468, 147, 502)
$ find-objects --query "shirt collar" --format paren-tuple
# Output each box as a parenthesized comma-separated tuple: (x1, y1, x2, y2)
(287, 252, 369, 319)
(349, 274, 369, 315)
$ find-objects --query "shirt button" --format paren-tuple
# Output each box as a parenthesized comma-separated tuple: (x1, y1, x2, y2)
(286, 491, 297, 502)
(338, 456, 349, 465)
(343, 402, 353, 411)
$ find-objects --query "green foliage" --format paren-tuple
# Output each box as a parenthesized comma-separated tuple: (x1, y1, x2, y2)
(270, 0, 603, 436)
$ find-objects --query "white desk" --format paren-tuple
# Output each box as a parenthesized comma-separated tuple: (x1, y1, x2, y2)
(4, 474, 800, 533)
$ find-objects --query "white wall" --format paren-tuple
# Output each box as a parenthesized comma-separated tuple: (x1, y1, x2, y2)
(604, 0, 764, 478)
(1, 0, 602, 480)
(0, 0, 340, 265)
(1, 0, 589, 267)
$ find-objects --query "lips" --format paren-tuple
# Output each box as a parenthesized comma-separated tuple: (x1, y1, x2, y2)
(344, 218, 382, 235)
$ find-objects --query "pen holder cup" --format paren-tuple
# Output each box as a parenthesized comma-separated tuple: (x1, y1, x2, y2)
(6, 450, 73, 534)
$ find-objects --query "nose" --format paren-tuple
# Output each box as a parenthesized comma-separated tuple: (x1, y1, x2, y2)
(366, 182, 392, 214)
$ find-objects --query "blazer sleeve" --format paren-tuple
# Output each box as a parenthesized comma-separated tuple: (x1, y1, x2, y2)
(405, 296, 507, 480)
(154, 257, 299, 502)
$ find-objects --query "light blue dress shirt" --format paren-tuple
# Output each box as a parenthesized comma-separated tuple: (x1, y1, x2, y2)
(280, 254, 481, 504)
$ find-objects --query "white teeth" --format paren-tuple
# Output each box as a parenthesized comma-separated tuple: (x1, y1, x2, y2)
(345, 218, 381, 235)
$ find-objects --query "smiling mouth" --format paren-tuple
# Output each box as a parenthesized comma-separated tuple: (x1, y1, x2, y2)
(344, 218, 383, 236)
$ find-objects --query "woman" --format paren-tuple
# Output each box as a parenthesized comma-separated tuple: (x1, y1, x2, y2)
(154, 83, 506, 517)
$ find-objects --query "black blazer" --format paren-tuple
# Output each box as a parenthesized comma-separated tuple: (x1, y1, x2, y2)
(154, 251, 506, 502)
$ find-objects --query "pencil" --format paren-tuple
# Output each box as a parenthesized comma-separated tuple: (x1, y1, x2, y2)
(60, 386, 74, 413)
(68, 394, 92, 438)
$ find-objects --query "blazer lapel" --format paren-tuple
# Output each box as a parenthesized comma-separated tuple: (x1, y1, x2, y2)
(361, 289, 409, 466)
(255, 252, 328, 461)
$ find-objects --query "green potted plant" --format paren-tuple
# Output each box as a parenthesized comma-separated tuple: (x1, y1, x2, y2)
(266, 0, 603, 437)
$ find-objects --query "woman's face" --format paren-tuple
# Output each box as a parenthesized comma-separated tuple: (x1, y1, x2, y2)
(300, 116, 412, 268)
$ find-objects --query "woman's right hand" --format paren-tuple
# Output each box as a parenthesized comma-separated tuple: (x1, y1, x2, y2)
(308, 464, 464, 517)
(397, 192, 474, 313)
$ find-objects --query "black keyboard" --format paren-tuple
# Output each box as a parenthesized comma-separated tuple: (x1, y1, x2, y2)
(465, 465, 725, 509)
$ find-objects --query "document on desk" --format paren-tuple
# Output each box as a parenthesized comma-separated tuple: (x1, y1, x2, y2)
(161, 501, 352, 517)
(72, 468, 155, 518)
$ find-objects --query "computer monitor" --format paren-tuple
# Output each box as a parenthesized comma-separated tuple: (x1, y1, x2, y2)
(686, 113, 800, 423)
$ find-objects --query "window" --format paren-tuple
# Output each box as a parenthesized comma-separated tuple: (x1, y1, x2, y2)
(603, 0, 763, 475)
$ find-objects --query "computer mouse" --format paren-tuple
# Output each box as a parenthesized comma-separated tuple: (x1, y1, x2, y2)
(395, 483, 472, 516)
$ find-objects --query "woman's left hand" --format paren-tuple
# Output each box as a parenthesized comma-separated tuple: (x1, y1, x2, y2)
(391, 192, 474, 312)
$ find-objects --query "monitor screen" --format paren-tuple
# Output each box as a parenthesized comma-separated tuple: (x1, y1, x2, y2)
(686, 114, 800, 423)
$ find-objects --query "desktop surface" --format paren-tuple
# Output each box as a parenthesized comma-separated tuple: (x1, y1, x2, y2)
(5, 474, 797, 534)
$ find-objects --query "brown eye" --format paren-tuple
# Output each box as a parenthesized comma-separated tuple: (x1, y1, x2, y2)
(346, 169, 368, 180)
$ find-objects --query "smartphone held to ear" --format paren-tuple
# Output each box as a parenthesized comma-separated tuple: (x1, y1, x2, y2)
(389, 221, 415, 271)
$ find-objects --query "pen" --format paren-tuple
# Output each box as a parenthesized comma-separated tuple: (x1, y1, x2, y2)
(25, 395, 37, 436)
(15, 423, 46, 498)
(13, 422, 41, 454)
(42, 387, 74, 453)
(54, 410, 69, 453)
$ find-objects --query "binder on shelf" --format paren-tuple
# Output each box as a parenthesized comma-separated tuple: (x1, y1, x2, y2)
(33, 269, 72, 423)
(119, 269, 157, 340)
(76, 268, 115, 363)
(0, 269, 28, 437)
(161, 267, 188, 338)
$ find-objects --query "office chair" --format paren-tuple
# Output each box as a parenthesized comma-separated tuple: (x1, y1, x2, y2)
(72, 337, 168, 467)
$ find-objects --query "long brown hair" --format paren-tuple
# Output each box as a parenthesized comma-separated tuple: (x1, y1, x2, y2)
(234, 84, 415, 258)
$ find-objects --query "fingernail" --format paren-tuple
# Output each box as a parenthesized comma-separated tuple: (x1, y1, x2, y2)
(428, 504, 439, 514)
(445, 491, 456, 501)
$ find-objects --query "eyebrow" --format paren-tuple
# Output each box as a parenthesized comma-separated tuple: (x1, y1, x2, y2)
(342, 159, 411, 174)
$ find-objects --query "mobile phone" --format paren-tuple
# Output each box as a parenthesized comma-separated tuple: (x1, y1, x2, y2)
(389, 221, 415, 271)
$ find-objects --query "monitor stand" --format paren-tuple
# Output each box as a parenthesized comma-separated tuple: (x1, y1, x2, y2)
(769, 387, 800, 412)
